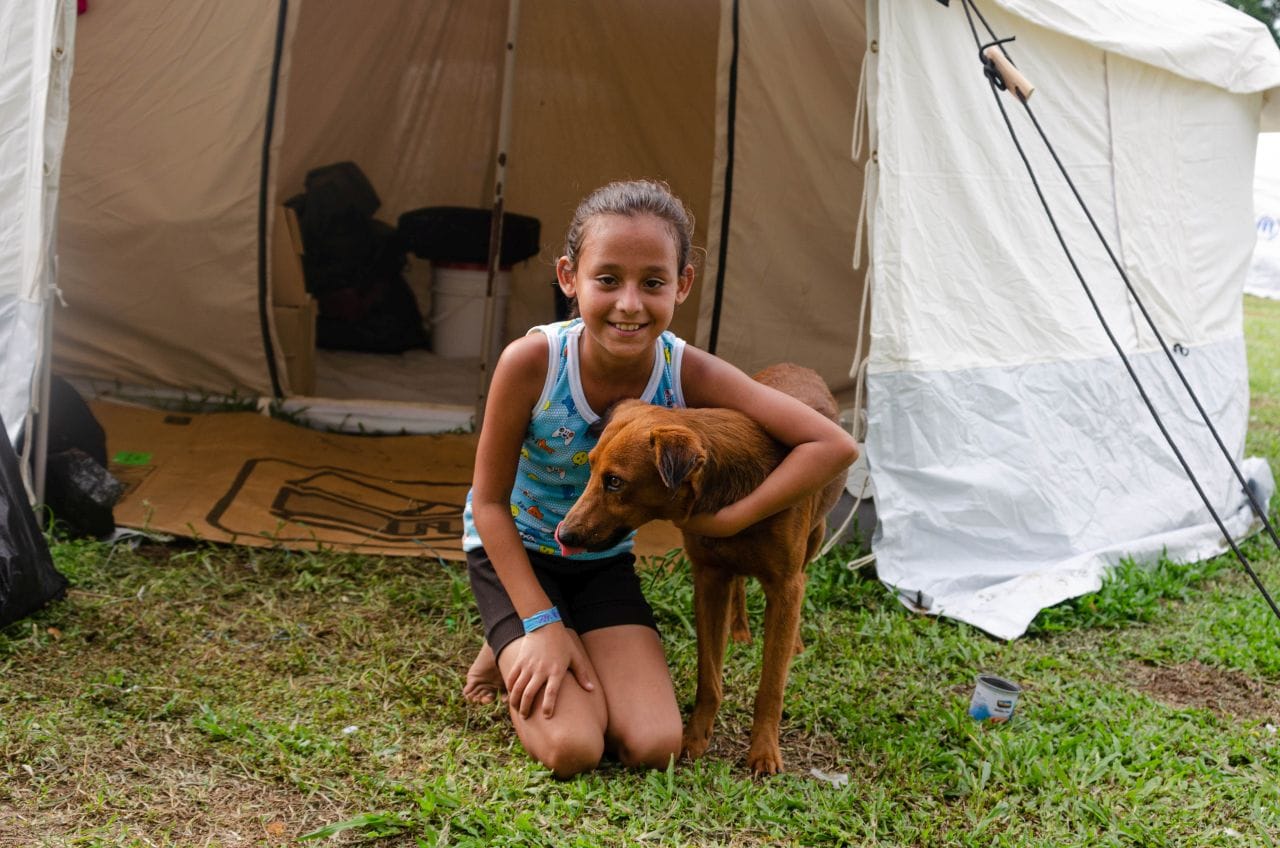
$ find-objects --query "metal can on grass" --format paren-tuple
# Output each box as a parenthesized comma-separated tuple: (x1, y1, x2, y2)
(968, 674, 1021, 723)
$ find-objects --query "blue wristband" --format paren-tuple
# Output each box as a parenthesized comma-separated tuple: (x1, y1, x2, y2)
(522, 606, 562, 634)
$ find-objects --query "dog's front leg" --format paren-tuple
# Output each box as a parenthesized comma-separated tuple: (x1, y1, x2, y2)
(681, 562, 733, 762)
(746, 573, 806, 775)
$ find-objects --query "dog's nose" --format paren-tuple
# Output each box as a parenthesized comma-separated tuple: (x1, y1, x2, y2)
(554, 522, 586, 557)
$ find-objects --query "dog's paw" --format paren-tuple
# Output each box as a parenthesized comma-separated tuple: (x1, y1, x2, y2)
(681, 726, 712, 761)
(746, 739, 784, 776)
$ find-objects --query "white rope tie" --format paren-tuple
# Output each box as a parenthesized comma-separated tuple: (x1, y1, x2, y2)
(850, 49, 869, 161)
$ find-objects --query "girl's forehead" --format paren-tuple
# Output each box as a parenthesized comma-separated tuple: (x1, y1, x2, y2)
(578, 214, 679, 262)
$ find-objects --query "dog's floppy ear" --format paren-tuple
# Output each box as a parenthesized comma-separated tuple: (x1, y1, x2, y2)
(650, 425, 706, 492)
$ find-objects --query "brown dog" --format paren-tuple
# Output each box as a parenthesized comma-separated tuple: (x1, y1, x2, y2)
(556, 363, 845, 775)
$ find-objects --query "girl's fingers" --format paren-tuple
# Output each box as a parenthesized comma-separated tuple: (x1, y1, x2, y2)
(541, 671, 561, 718)
(509, 667, 531, 716)
(508, 679, 524, 715)
(568, 653, 594, 692)
(519, 672, 543, 718)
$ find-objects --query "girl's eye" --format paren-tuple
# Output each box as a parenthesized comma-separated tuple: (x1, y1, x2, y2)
(596, 275, 618, 286)
(644, 278, 666, 289)
(603, 473, 623, 492)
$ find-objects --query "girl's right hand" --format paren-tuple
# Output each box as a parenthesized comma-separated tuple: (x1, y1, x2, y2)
(506, 623, 595, 719)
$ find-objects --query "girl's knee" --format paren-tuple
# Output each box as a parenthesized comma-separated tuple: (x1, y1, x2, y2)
(615, 723, 682, 771)
(537, 725, 605, 779)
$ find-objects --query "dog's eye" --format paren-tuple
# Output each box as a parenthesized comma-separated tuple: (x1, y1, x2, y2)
(603, 473, 623, 492)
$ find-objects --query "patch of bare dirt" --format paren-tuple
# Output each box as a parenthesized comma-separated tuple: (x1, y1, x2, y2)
(0, 759, 357, 848)
(686, 713, 861, 780)
(1129, 660, 1279, 722)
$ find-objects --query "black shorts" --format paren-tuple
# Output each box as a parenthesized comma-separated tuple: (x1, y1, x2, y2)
(467, 547, 659, 661)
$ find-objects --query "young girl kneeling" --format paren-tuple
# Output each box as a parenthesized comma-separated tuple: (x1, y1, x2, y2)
(462, 180, 858, 778)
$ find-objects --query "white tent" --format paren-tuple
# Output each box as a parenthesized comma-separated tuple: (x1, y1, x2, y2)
(865, 0, 1280, 637)
(4, 0, 1279, 638)
(1248, 132, 1280, 299)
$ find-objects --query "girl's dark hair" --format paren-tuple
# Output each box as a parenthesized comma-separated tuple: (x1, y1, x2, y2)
(563, 179, 696, 272)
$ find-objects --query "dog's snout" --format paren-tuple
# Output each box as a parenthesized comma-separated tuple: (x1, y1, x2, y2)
(555, 522, 586, 554)
(554, 518, 632, 556)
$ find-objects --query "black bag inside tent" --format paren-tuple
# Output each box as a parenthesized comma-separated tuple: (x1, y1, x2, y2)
(287, 161, 428, 353)
(0, 414, 68, 628)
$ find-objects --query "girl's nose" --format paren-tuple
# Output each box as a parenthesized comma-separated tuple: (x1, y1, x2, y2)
(616, 282, 642, 313)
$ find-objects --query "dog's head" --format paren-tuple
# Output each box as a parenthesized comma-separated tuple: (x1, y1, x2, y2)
(556, 400, 706, 555)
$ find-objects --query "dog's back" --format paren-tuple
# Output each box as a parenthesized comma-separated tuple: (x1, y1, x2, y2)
(683, 363, 844, 567)
(752, 363, 839, 428)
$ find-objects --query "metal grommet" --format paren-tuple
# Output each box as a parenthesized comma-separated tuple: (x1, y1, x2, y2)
(871, 149, 878, 164)
(869, 40, 879, 53)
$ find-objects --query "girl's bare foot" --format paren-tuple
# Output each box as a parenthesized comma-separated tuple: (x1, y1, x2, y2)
(462, 642, 505, 704)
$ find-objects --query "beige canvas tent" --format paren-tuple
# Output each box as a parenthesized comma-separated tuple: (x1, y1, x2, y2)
(8, 0, 1280, 639)
(54, 0, 869, 432)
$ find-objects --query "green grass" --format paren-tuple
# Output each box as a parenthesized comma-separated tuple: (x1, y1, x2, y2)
(1, 297, 1278, 846)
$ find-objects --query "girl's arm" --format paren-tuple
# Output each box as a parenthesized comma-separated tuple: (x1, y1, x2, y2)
(471, 335, 595, 718)
(678, 347, 860, 537)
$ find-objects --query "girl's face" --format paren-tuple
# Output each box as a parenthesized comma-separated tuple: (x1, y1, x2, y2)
(556, 213, 694, 367)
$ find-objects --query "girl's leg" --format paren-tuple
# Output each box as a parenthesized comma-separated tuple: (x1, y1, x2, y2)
(463, 642, 504, 704)
(580, 625, 682, 769)
(496, 631, 609, 779)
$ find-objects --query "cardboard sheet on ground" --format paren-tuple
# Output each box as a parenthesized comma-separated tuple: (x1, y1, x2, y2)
(95, 401, 684, 560)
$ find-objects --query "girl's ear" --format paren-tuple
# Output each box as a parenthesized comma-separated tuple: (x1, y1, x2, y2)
(555, 256, 577, 298)
(674, 263, 695, 305)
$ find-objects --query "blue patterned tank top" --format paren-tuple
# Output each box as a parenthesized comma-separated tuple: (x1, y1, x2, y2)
(462, 319, 686, 559)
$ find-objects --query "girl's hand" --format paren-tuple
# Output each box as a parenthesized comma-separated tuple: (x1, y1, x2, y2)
(505, 623, 595, 719)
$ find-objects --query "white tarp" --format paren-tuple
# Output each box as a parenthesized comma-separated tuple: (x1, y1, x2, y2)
(0, 0, 74, 447)
(1248, 133, 1280, 300)
(866, 0, 1280, 639)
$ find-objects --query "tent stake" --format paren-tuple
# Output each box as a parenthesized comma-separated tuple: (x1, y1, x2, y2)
(475, 0, 522, 428)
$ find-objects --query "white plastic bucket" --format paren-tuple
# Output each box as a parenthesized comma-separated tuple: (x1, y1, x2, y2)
(429, 264, 510, 361)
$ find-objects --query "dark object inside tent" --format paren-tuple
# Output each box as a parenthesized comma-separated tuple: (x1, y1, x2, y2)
(18, 376, 125, 541)
(287, 161, 428, 354)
